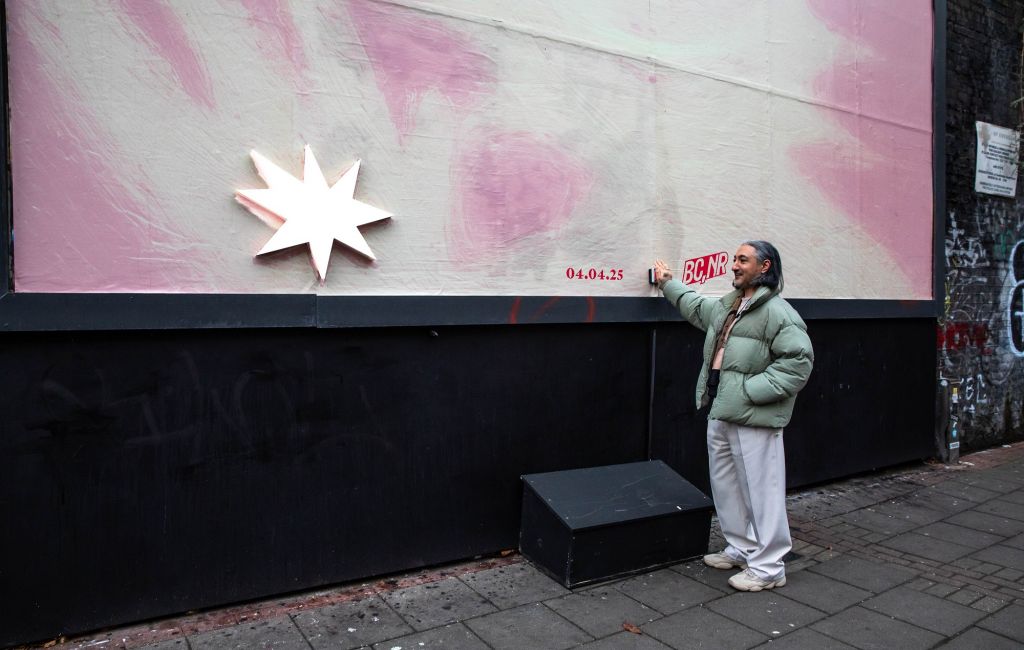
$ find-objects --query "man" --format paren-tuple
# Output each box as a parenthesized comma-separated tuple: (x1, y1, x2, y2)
(654, 241, 813, 592)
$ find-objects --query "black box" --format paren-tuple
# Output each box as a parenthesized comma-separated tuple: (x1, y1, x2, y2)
(519, 460, 713, 587)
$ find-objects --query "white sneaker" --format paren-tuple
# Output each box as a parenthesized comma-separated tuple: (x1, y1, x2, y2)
(703, 552, 746, 570)
(728, 568, 787, 592)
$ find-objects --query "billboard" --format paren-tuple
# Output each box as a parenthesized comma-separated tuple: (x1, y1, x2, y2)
(8, 0, 933, 299)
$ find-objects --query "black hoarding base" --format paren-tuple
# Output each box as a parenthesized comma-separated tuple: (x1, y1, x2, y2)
(520, 461, 713, 587)
(0, 318, 935, 645)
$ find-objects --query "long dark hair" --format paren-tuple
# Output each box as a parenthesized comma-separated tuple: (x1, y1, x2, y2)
(743, 240, 784, 292)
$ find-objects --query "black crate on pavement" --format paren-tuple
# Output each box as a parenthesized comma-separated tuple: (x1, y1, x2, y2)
(520, 460, 713, 587)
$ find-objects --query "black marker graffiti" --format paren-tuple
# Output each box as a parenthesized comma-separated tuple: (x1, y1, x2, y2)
(1009, 241, 1024, 357)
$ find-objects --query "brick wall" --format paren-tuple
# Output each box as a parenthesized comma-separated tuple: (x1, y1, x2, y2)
(941, 0, 1024, 456)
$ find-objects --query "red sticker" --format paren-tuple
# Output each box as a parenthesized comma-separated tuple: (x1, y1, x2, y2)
(683, 251, 729, 285)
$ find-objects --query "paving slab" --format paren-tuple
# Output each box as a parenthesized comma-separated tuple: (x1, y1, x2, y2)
(985, 471, 1024, 486)
(925, 480, 999, 504)
(945, 510, 1024, 537)
(805, 554, 917, 593)
(952, 475, 1024, 494)
(189, 617, 309, 650)
(939, 626, 1024, 649)
(671, 560, 736, 594)
(857, 532, 886, 545)
(997, 488, 1024, 505)
(835, 508, 917, 536)
(947, 587, 984, 606)
(975, 465, 1024, 480)
(877, 531, 975, 563)
(138, 640, 189, 650)
(977, 603, 1024, 643)
(578, 631, 672, 650)
(546, 585, 660, 637)
(970, 544, 1024, 571)
(464, 603, 592, 650)
(782, 554, 820, 574)
(977, 499, 1024, 522)
(616, 569, 726, 615)
(643, 605, 767, 650)
(292, 595, 413, 650)
(924, 582, 960, 597)
(995, 485, 1024, 505)
(705, 591, 826, 637)
(972, 595, 1011, 612)
(978, 462, 1024, 479)
(973, 561, 1002, 574)
(1003, 532, 1024, 550)
(788, 493, 874, 521)
(870, 500, 947, 526)
(810, 606, 944, 650)
(905, 576, 937, 590)
(777, 570, 872, 614)
(951, 556, 983, 571)
(903, 489, 978, 516)
(381, 577, 497, 631)
(370, 622, 489, 650)
(915, 520, 1004, 549)
(860, 585, 985, 636)
(750, 627, 856, 649)
(458, 562, 568, 609)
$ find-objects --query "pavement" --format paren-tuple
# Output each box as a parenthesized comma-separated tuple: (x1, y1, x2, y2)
(31, 443, 1024, 650)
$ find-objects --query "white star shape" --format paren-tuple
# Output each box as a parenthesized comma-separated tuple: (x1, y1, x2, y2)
(236, 145, 391, 282)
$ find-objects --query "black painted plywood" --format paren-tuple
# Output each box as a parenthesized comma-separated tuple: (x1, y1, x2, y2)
(0, 325, 651, 643)
(0, 317, 935, 644)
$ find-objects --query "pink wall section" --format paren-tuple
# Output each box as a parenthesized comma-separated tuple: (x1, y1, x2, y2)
(240, 0, 309, 85)
(449, 131, 593, 262)
(342, 0, 496, 144)
(8, 6, 203, 292)
(112, 0, 216, 109)
(795, 0, 934, 290)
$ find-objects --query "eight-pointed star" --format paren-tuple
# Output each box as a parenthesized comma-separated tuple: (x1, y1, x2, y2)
(236, 145, 391, 282)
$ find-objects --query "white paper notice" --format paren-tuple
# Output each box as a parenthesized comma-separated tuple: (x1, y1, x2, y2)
(976, 121, 1020, 197)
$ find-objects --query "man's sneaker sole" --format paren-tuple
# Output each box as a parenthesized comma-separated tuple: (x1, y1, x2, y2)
(728, 573, 787, 592)
(703, 553, 746, 570)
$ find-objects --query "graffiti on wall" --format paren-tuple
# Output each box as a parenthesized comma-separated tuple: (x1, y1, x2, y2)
(940, 204, 1024, 451)
(1010, 240, 1024, 356)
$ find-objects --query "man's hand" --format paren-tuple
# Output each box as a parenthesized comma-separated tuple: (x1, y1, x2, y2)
(654, 259, 673, 286)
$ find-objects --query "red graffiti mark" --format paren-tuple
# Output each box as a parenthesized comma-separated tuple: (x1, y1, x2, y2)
(938, 322, 991, 352)
(683, 251, 729, 285)
(529, 297, 562, 322)
(507, 297, 596, 324)
(508, 297, 522, 325)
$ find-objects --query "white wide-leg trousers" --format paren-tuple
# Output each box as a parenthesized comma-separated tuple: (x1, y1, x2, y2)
(706, 419, 791, 580)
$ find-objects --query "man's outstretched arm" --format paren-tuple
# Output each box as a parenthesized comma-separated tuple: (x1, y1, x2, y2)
(654, 258, 716, 332)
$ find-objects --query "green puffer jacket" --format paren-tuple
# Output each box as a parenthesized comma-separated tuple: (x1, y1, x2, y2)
(662, 280, 814, 428)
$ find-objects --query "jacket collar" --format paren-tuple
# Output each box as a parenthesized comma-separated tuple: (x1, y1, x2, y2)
(718, 285, 777, 312)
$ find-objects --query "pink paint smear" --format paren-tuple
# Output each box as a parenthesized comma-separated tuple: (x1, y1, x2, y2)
(341, 0, 496, 143)
(793, 0, 933, 290)
(8, 7, 199, 292)
(241, 0, 309, 84)
(113, 0, 216, 109)
(450, 131, 592, 261)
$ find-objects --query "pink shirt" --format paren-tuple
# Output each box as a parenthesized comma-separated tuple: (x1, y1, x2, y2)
(712, 296, 753, 370)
